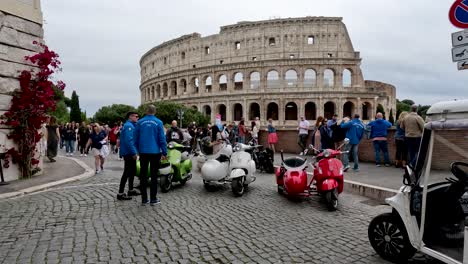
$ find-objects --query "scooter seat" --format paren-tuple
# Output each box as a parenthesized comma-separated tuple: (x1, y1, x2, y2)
(216, 154, 230, 163)
(283, 157, 306, 168)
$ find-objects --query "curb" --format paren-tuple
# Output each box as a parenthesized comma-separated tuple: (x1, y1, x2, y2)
(0, 156, 95, 200)
(274, 165, 398, 202)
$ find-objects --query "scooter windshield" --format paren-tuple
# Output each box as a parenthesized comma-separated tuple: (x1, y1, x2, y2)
(283, 157, 307, 170)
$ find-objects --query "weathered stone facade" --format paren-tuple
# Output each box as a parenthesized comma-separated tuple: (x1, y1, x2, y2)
(140, 17, 396, 127)
(0, 0, 43, 181)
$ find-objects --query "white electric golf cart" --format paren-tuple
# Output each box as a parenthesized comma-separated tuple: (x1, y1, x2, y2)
(368, 99, 468, 263)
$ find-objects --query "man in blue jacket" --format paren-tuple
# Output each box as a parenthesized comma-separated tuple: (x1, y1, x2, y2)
(135, 105, 167, 206)
(117, 111, 140, 200)
(367, 112, 392, 167)
(341, 114, 365, 172)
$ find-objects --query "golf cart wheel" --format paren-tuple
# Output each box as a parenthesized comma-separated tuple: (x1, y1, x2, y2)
(160, 174, 172, 193)
(368, 213, 416, 263)
(231, 177, 245, 197)
(325, 190, 338, 211)
(277, 185, 283, 195)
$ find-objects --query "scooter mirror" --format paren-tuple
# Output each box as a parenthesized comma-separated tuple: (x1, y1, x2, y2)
(344, 138, 350, 145)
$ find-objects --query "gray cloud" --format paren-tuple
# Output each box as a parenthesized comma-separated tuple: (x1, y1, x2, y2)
(41, 0, 468, 115)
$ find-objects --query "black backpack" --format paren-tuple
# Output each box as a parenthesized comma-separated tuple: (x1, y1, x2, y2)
(331, 123, 346, 143)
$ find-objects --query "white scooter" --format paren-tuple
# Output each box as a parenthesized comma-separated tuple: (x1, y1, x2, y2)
(201, 142, 256, 196)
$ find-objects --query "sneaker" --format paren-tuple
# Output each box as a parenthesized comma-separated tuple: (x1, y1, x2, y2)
(150, 198, 161, 206)
(343, 165, 350, 172)
(128, 189, 140, 196)
(141, 200, 149, 206)
(101, 165, 104, 171)
(95, 170, 102, 175)
(70, 153, 74, 156)
(384, 164, 391, 167)
(353, 168, 360, 172)
(84, 154, 87, 157)
(376, 164, 381, 167)
(117, 193, 132, 200)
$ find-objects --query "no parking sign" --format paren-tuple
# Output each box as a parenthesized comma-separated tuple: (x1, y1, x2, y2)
(450, 1, 468, 70)
(449, 0, 468, 28)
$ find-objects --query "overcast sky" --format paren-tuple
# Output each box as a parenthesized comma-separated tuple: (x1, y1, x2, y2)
(41, 0, 468, 116)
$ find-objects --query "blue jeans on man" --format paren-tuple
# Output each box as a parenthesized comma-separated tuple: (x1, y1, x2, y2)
(343, 144, 359, 171)
(373, 140, 390, 165)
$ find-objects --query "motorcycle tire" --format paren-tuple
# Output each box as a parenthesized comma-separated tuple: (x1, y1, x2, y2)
(160, 173, 173, 193)
(368, 213, 416, 263)
(325, 190, 338, 211)
(231, 177, 245, 197)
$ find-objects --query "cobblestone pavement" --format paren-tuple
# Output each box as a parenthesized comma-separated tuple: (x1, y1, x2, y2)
(0, 154, 441, 264)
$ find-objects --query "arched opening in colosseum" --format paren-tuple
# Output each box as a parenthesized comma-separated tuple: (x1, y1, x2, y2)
(217, 104, 226, 121)
(324, 69, 335, 88)
(250, 72, 260, 89)
(163, 83, 168, 97)
(203, 105, 211, 117)
(192, 106, 198, 111)
(285, 69, 298, 87)
(343, 69, 352, 87)
(285, 102, 298, 121)
(170, 81, 177, 96)
(267, 70, 280, 88)
(233, 103, 243, 121)
(324, 101, 335, 119)
(267, 103, 279, 120)
(234, 73, 243, 90)
(218, 75, 227, 91)
(190, 77, 199, 94)
(181, 52, 186, 60)
(151, 86, 155, 100)
(204, 76, 212, 93)
(304, 69, 316, 87)
(179, 79, 187, 94)
(305, 102, 317, 120)
(362, 102, 372, 120)
(156, 84, 161, 98)
(249, 103, 260, 120)
(343, 101, 355, 118)
(307, 36, 315, 45)
(376, 104, 385, 118)
(268, 37, 276, 46)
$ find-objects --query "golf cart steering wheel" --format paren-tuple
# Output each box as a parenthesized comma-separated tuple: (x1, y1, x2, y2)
(451, 162, 468, 182)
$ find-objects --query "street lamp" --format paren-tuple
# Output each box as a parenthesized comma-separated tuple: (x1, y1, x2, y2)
(177, 109, 185, 128)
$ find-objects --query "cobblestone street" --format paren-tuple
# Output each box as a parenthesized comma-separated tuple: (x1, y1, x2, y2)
(0, 155, 420, 263)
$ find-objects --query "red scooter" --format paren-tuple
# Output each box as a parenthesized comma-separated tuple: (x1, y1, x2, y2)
(275, 139, 349, 211)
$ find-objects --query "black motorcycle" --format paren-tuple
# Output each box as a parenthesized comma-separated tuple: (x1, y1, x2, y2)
(247, 141, 274, 173)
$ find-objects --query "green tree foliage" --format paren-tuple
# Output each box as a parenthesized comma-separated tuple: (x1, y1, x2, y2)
(376, 104, 386, 119)
(48, 85, 69, 124)
(396, 99, 411, 120)
(389, 109, 395, 125)
(401, 99, 415, 106)
(94, 104, 137, 125)
(69, 90, 82, 123)
(137, 101, 209, 128)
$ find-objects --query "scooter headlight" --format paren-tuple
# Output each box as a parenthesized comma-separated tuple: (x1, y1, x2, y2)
(323, 149, 331, 158)
(168, 142, 175, 149)
(233, 144, 241, 152)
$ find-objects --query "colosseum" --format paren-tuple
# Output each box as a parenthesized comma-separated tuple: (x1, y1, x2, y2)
(139, 17, 396, 127)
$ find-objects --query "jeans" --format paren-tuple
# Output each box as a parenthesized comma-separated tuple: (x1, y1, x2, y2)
(395, 139, 408, 162)
(298, 134, 308, 152)
(65, 140, 75, 153)
(373, 140, 390, 165)
(119, 155, 136, 194)
(343, 144, 359, 170)
(406, 137, 421, 167)
(139, 153, 162, 202)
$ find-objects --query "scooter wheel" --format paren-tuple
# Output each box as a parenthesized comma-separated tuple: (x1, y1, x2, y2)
(368, 213, 415, 263)
(277, 185, 283, 195)
(325, 190, 338, 211)
(160, 174, 172, 193)
(231, 177, 245, 197)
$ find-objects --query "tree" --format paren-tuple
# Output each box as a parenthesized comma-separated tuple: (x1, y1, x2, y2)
(396, 99, 411, 120)
(48, 85, 69, 124)
(137, 101, 210, 127)
(69, 90, 82, 123)
(94, 104, 137, 125)
(389, 109, 395, 125)
(376, 104, 386, 119)
(401, 99, 415, 106)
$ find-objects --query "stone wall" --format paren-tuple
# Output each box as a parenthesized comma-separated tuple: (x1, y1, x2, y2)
(0, 9, 43, 181)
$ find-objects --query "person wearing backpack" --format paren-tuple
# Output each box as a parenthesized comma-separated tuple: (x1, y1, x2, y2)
(340, 114, 365, 172)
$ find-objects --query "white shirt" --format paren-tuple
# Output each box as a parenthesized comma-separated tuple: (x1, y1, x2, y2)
(299, 120, 310, 135)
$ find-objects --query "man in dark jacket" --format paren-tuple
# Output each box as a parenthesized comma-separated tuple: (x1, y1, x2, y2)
(117, 111, 139, 201)
(367, 112, 392, 167)
(166, 120, 184, 144)
(135, 105, 167, 206)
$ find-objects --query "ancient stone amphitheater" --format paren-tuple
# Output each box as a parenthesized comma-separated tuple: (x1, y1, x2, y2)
(139, 17, 396, 127)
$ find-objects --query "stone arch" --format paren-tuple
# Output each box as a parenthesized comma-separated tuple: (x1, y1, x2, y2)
(343, 69, 352, 87)
(192, 105, 198, 111)
(324, 101, 335, 119)
(249, 102, 261, 120)
(204, 76, 212, 93)
(233, 103, 243, 121)
(234, 72, 243, 90)
(267, 102, 279, 120)
(323, 69, 335, 88)
(156, 84, 161, 98)
(285, 102, 298, 120)
(162, 82, 168, 97)
(151, 86, 155, 100)
(267, 70, 280, 88)
(190, 77, 199, 94)
(250, 71, 260, 89)
(285, 69, 298, 87)
(343, 101, 355, 118)
(179, 79, 187, 94)
(218, 74, 227, 91)
(362, 102, 372, 120)
(217, 104, 227, 121)
(170, 81, 177, 96)
(305, 102, 317, 120)
(304, 69, 317, 87)
(202, 105, 211, 117)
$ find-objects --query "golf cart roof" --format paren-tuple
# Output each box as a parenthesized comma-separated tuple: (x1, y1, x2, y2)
(425, 99, 468, 130)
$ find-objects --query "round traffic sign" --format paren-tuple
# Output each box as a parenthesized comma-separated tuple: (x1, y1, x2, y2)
(449, 0, 468, 28)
